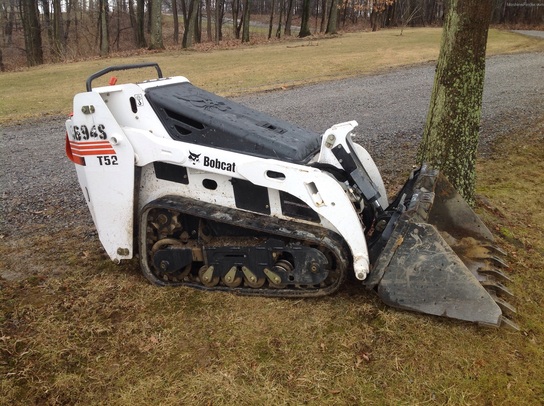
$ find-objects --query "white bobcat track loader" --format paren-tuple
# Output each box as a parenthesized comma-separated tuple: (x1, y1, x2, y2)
(65, 63, 516, 328)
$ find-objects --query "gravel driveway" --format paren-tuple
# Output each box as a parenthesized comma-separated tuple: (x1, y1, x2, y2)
(1, 52, 543, 280)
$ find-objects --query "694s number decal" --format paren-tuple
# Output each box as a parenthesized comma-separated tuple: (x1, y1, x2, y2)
(71, 124, 108, 141)
(67, 123, 118, 166)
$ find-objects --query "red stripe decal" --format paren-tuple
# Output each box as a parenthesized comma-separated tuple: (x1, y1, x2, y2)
(69, 140, 116, 156)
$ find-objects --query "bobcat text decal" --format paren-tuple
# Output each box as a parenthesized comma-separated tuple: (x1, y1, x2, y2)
(203, 156, 236, 172)
(189, 151, 236, 172)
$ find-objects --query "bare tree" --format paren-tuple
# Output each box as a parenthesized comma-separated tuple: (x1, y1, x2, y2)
(149, 0, 164, 49)
(325, 0, 338, 34)
(268, 0, 275, 39)
(98, 0, 109, 56)
(299, 0, 312, 37)
(204, 0, 212, 41)
(134, 0, 146, 47)
(276, 0, 284, 38)
(182, 0, 200, 48)
(172, 0, 179, 44)
(215, 0, 224, 43)
(320, 0, 328, 32)
(20, 0, 43, 66)
(52, 0, 65, 59)
(284, 0, 294, 36)
(1, 0, 15, 46)
(241, 0, 250, 43)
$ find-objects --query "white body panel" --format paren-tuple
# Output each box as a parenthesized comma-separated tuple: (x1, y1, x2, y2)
(67, 76, 389, 280)
(66, 92, 135, 262)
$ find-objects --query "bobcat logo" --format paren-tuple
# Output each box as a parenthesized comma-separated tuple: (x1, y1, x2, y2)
(188, 151, 201, 165)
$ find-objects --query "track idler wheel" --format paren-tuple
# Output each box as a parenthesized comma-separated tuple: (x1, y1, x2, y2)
(222, 266, 243, 288)
(241, 266, 265, 288)
(198, 265, 220, 287)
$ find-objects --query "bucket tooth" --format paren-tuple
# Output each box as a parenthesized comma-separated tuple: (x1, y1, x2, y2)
(489, 293, 517, 317)
(481, 280, 514, 298)
(477, 267, 512, 283)
(489, 255, 510, 269)
(484, 244, 507, 256)
(500, 316, 520, 331)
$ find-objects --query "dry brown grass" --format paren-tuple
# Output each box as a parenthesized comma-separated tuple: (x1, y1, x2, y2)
(2, 30, 544, 404)
(2, 117, 544, 404)
(1, 28, 543, 125)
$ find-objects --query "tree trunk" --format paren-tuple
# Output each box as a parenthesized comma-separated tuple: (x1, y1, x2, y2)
(135, 0, 147, 47)
(284, 0, 294, 36)
(268, 0, 275, 39)
(194, 0, 201, 43)
(2, 1, 15, 46)
(182, 0, 199, 48)
(418, 0, 493, 204)
(215, 0, 224, 43)
(20, 0, 43, 66)
(299, 0, 312, 37)
(172, 0, 179, 44)
(64, 0, 73, 49)
(98, 0, 109, 56)
(146, 0, 151, 33)
(52, 0, 64, 59)
(149, 0, 164, 49)
(276, 0, 284, 38)
(41, 0, 53, 50)
(232, 0, 241, 39)
(241, 0, 250, 43)
(205, 0, 212, 41)
(325, 0, 337, 34)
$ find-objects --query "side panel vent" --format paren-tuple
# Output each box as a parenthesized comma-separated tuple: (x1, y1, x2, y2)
(154, 162, 189, 185)
(232, 179, 271, 215)
(280, 191, 320, 222)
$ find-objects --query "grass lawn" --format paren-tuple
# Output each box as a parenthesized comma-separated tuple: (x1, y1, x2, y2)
(1, 27, 544, 405)
(1, 28, 543, 124)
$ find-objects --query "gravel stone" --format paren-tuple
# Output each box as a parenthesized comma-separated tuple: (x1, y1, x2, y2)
(1, 53, 543, 242)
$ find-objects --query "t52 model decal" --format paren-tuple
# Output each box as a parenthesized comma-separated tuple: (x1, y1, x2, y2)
(66, 136, 116, 166)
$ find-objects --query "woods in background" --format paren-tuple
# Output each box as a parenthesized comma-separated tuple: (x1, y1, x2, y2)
(1, 0, 543, 70)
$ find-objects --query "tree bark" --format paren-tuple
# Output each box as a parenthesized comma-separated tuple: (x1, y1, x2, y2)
(52, 0, 64, 59)
(268, 0, 275, 39)
(232, 0, 241, 39)
(418, 0, 493, 204)
(149, 0, 164, 49)
(325, 0, 337, 34)
(215, 0, 224, 43)
(205, 0, 212, 41)
(135, 0, 147, 47)
(98, 0, 109, 56)
(284, 0, 294, 36)
(241, 0, 250, 43)
(172, 0, 179, 44)
(276, 0, 284, 38)
(20, 0, 43, 66)
(182, 0, 199, 48)
(41, 0, 53, 50)
(320, 0, 328, 33)
(299, 0, 312, 37)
